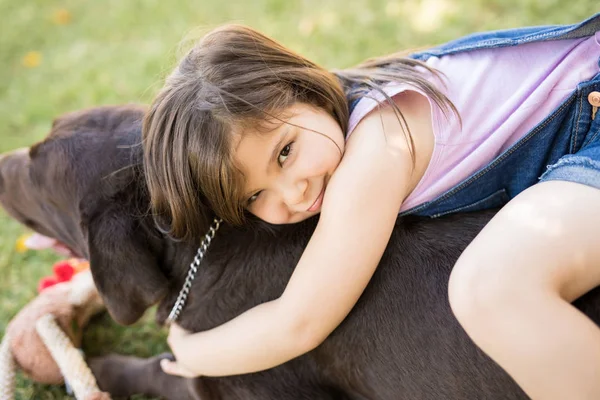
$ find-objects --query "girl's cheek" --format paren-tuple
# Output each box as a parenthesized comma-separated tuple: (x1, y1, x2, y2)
(253, 197, 288, 224)
(317, 147, 342, 173)
(254, 198, 270, 219)
(247, 196, 267, 218)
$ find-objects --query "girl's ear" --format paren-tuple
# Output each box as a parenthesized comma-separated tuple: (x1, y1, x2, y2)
(81, 201, 169, 326)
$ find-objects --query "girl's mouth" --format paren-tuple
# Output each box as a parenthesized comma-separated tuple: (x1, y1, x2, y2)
(307, 186, 325, 212)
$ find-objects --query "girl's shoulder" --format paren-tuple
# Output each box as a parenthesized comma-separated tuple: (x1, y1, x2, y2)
(347, 89, 435, 197)
(347, 82, 422, 137)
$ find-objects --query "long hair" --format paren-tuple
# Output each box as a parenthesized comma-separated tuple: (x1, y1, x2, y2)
(143, 24, 455, 240)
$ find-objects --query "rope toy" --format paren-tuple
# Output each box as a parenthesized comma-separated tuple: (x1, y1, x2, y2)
(0, 315, 110, 400)
(0, 257, 108, 399)
(0, 332, 16, 400)
(36, 314, 110, 400)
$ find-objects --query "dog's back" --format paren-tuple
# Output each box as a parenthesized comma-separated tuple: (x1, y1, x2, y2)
(4, 105, 600, 399)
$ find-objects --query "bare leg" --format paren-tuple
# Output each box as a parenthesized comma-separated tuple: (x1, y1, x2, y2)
(89, 353, 194, 400)
(449, 181, 600, 400)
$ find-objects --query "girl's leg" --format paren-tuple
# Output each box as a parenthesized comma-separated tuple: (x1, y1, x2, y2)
(448, 180, 600, 400)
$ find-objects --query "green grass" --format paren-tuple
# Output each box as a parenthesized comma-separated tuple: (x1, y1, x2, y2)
(0, 0, 597, 397)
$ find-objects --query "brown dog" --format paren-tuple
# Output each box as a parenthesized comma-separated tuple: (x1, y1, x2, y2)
(3, 105, 600, 399)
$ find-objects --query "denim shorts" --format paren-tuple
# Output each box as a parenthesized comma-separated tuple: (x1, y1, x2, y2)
(399, 72, 600, 219)
(391, 13, 600, 219)
(539, 83, 600, 190)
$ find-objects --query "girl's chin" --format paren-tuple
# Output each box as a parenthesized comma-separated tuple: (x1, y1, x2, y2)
(253, 209, 322, 225)
(290, 210, 321, 224)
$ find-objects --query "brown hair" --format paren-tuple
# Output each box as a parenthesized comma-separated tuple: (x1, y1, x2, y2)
(143, 24, 456, 240)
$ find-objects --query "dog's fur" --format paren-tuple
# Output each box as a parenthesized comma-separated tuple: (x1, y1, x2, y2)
(3, 105, 600, 399)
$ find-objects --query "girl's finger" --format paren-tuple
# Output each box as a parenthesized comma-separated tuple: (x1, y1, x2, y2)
(160, 359, 197, 378)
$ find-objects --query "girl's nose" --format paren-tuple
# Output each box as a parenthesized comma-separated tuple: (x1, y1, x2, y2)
(280, 178, 307, 208)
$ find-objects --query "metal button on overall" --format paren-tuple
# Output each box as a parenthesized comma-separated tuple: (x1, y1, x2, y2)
(589, 91, 600, 120)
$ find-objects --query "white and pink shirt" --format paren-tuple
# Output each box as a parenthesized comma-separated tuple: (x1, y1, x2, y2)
(347, 31, 600, 212)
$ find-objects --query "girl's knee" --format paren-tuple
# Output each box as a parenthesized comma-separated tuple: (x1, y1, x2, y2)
(448, 251, 520, 332)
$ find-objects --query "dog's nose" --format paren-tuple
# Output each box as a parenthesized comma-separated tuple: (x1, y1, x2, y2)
(0, 147, 28, 165)
(0, 155, 5, 194)
(0, 153, 9, 194)
(0, 148, 28, 163)
(0, 148, 29, 194)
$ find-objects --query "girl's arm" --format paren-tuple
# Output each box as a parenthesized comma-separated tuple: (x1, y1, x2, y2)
(163, 94, 429, 377)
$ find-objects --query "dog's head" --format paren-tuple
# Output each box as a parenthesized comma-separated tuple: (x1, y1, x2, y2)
(0, 105, 178, 325)
(0, 144, 83, 253)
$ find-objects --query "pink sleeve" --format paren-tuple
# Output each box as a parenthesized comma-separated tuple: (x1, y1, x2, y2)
(346, 83, 415, 137)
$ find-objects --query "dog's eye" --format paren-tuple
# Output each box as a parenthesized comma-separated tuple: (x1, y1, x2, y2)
(23, 219, 39, 230)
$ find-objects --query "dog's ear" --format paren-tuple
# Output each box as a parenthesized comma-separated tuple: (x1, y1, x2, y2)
(83, 200, 169, 326)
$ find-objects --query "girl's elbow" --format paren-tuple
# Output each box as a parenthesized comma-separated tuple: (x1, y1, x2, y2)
(284, 312, 329, 354)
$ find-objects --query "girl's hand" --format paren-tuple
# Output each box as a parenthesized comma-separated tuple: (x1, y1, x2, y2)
(161, 323, 201, 378)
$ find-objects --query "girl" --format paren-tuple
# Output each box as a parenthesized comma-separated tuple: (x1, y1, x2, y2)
(143, 14, 600, 399)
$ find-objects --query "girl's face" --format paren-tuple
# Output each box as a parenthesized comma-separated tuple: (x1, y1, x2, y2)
(234, 103, 345, 225)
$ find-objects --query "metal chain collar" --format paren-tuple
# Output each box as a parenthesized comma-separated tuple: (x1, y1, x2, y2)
(166, 218, 222, 325)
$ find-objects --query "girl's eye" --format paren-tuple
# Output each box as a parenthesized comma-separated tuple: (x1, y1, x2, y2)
(248, 191, 262, 205)
(278, 142, 294, 166)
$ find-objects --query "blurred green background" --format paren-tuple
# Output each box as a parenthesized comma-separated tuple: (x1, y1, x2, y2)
(0, 0, 597, 397)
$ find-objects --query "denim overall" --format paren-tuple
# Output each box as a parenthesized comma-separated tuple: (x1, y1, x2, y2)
(352, 13, 600, 219)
